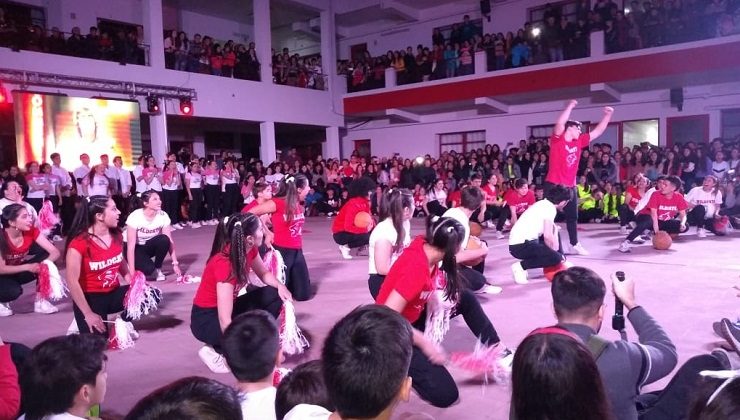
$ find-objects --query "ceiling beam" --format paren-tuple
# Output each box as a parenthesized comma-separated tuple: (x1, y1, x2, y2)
(385, 108, 420, 123)
(474, 97, 509, 114)
(590, 82, 621, 103)
(380, 0, 420, 21)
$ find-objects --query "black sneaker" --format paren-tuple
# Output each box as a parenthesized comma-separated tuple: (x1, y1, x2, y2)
(721, 319, 740, 356)
(711, 348, 732, 370)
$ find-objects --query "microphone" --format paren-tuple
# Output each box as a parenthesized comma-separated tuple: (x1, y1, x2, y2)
(612, 271, 626, 332)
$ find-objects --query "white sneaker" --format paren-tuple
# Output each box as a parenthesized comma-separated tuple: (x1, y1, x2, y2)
(155, 269, 166, 282)
(571, 243, 590, 256)
(511, 262, 528, 285)
(618, 241, 631, 253)
(67, 318, 79, 335)
(697, 227, 707, 238)
(52, 235, 64, 242)
(191, 222, 201, 229)
(631, 236, 646, 244)
(339, 245, 353, 260)
(171, 224, 182, 230)
(34, 299, 59, 314)
(478, 284, 503, 294)
(0, 302, 12, 317)
(198, 346, 231, 373)
(495, 231, 505, 240)
(563, 260, 574, 268)
(619, 226, 628, 234)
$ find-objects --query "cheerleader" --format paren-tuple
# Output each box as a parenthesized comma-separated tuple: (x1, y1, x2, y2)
(190, 213, 292, 373)
(203, 160, 221, 225)
(220, 159, 239, 217)
(685, 175, 724, 237)
(376, 216, 512, 408)
(25, 161, 47, 213)
(65, 196, 137, 335)
(0, 204, 61, 316)
(185, 161, 204, 229)
(161, 160, 182, 230)
(368, 188, 412, 298)
(331, 177, 376, 259)
(140, 156, 163, 193)
(125, 191, 182, 281)
(241, 173, 256, 206)
(249, 175, 312, 301)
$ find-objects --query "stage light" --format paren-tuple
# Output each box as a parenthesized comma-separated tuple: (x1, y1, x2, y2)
(415, 156, 424, 165)
(179, 97, 193, 115)
(146, 95, 160, 114)
(0, 82, 7, 104)
(532, 27, 541, 37)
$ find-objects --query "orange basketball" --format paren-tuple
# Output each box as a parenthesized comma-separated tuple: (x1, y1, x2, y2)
(469, 222, 483, 237)
(354, 212, 373, 229)
(464, 236, 485, 267)
(543, 262, 568, 282)
(652, 230, 673, 250)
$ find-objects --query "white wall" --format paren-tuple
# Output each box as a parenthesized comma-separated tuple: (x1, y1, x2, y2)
(16, 0, 146, 31)
(178, 10, 253, 44)
(341, 83, 740, 158)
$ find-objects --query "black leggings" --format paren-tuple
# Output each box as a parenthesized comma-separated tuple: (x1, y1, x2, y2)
(368, 273, 385, 299)
(578, 207, 604, 223)
(0, 243, 49, 302)
(222, 183, 239, 217)
(509, 238, 564, 270)
(190, 287, 282, 353)
(189, 188, 203, 223)
(274, 246, 312, 301)
(626, 214, 683, 241)
(130, 235, 171, 276)
(619, 204, 636, 227)
(333, 232, 371, 248)
(72, 285, 131, 336)
(26, 197, 44, 213)
(459, 264, 487, 291)
(161, 189, 180, 224)
(545, 182, 579, 245)
(204, 184, 220, 220)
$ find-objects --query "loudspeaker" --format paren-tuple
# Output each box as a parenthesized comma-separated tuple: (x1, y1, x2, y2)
(481, 0, 491, 17)
(670, 88, 683, 111)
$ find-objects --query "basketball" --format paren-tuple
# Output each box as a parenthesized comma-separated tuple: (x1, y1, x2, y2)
(652, 231, 672, 250)
(543, 262, 568, 282)
(464, 236, 485, 267)
(354, 211, 373, 229)
(469, 222, 483, 237)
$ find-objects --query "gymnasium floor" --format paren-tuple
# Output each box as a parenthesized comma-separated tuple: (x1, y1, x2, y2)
(2, 218, 738, 419)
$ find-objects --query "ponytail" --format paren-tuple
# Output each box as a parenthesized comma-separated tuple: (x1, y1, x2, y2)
(275, 174, 308, 222)
(209, 213, 261, 288)
(130, 190, 159, 212)
(380, 188, 413, 252)
(64, 195, 119, 252)
(0, 204, 27, 257)
(425, 216, 465, 302)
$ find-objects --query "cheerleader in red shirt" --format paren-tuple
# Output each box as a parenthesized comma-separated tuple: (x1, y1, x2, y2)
(250, 175, 311, 301)
(0, 204, 61, 316)
(190, 213, 291, 373)
(376, 216, 512, 408)
(241, 181, 275, 252)
(332, 177, 375, 259)
(619, 173, 648, 234)
(65, 196, 137, 335)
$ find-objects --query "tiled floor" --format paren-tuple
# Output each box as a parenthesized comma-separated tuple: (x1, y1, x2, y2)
(2, 218, 738, 419)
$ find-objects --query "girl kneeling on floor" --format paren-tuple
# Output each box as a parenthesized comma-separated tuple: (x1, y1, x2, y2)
(368, 188, 413, 299)
(191, 212, 292, 373)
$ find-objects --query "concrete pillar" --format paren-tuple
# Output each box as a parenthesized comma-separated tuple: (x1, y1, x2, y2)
(260, 121, 277, 164)
(253, 0, 273, 83)
(474, 50, 487, 74)
(149, 107, 168, 165)
(384, 67, 396, 88)
(590, 30, 604, 58)
(320, 9, 336, 92)
(323, 126, 341, 160)
(193, 135, 205, 158)
(143, 0, 166, 68)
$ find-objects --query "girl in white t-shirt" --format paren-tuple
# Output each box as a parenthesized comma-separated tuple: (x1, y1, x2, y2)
(685, 175, 724, 237)
(203, 160, 221, 225)
(220, 159, 240, 216)
(141, 156, 163, 192)
(185, 161, 204, 229)
(125, 191, 181, 281)
(424, 179, 448, 217)
(368, 188, 413, 298)
(84, 164, 112, 197)
(25, 161, 48, 212)
(162, 160, 183, 229)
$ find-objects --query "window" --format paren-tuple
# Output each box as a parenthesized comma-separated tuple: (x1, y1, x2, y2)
(721, 109, 740, 140)
(528, 0, 582, 26)
(439, 130, 485, 155)
(623, 119, 659, 149)
(0, 0, 46, 28)
(667, 115, 709, 147)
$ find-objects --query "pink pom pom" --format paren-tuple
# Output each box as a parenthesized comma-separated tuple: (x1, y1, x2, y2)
(450, 342, 511, 384)
(37, 262, 51, 299)
(36, 260, 66, 301)
(37, 200, 60, 236)
(124, 271, 161, 320)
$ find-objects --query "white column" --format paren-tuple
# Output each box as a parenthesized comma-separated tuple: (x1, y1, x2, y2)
(320, 9, 336, 92)
(143, 0, 166, 68)
(590, 30, 604, 58)
(192, 135, 206, 158)
(323, 126, 341, 160)
(474, 50, 486, 74)
(149, 107, 168, 165)
(384, 67, 397, 87)
(253, 0, 273, 83)
(260, 121, 277, 164)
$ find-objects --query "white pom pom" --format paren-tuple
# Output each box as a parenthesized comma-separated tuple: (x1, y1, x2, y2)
(280, 301, 309, 355)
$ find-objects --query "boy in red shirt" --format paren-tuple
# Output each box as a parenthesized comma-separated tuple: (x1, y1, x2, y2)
(331, 177, 375, 259)
(495, 178, 536, 239)
(618, 176, 687, 253)
(544, 100, 614, 256)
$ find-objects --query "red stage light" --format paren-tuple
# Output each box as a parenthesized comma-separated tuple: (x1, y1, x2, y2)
(179, 97, 193, 115)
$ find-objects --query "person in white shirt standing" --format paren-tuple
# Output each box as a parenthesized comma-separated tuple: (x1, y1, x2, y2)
(41, 162, 64, 241)
(83, 165, 112, 197)
(113, 156, 132, 225)
(50, 153, 74, 235)
(132, 155, 147, 196)
(72, 154, 91, 198)
(508, 185, 571, 285)
(685, 175, 724, 237)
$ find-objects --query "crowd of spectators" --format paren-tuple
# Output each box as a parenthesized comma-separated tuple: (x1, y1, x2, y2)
(271, 47, 325, 90)
(0, 7, 145, 65)
(339, 0, 740, 93)
(163, 30, 261, 81)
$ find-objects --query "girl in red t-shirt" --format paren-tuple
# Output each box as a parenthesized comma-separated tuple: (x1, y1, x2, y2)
(496, 178, 536, 238)
(64, 197, 134, 335)
(0, 204, 61, 316)
(619, 173, 648, 233)
(249, 174, 311, 301)
(332, 177, 375, 259)
(376, 216, 511, 408)
(191, 213, 291, 373)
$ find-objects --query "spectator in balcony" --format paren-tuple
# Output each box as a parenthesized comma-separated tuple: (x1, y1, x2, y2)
(98, 31, 114, 60)
(46, 27, 66, 55)
(201, 36, 213, 73)
(493, 33, 506, 70)
(174, 31, 189, 71)
(64, 26, 82, 57)
(604, 19, 620, 54)
(432, 27, 445, 46)
(461, 14, 477, 43)
(559, 16, 575, 59)
(247, 42, 261, 81)
(543, 16, 563, 62)
(222, 44, 236, 78)
(84, 26, 99, 59)
(642, 7, 663, 47)
(392, 50, 407, 84)
(458, 41, 473, 75)
(210, 43, 223, 76)
(510, 38, 531, 67)
(24, 24, 45, 52)
(188, 33, 202, 72)
(164, 29, 176, 69)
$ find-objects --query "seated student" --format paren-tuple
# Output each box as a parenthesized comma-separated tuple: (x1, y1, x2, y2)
(0, 181, 39, 226)
(285, 305, 413, 420)
(511, 327, 612, 420)
(619, 174, 649, 233)
(125, 190, 181, 281)
(443, 187, 501, 294)
(19, 334, 108, 420)
(508, 185, 571, 285)
(0, 203, 61, 317)
(222, 310, 281, 420)
(534, 184, 545, 201)
(578, 188, 605, 223)
(619, 175, 688, 253)
(599, 181, 621, 223)
(191, 213, 291, 374)
(314, 188, 341, 216)
(304, 187, 322, 216)
(685, 175, 724, 237)
(331, 177, 376, 259)
(125, 376, 243, 420)
(553, 267, 728, 420)
(424, 179, 448, 217)
(480, 173, 504, 227)
(687, 369, 740, 420)
(275, 360, 334, 420)
(494, 178, 535, 240)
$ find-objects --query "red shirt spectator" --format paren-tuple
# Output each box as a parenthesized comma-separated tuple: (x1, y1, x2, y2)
(332, 197, 372, 234)
(503, 189, 536, 215)
(640, 191, 687, 220)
